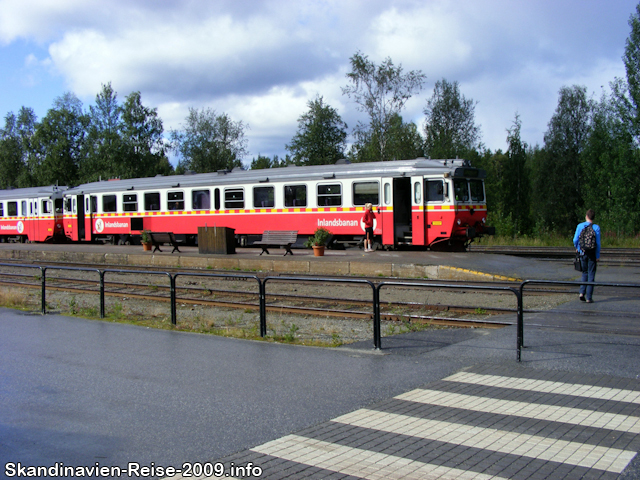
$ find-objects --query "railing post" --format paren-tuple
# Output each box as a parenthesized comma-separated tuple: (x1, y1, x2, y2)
(99, 270, 105, 319)
(41, 266, 46, 315)
(373, 285, 381, 350)
(516, 286, 524, 362)
(170, 274, 177, 326)
(259, 279, 267, 337)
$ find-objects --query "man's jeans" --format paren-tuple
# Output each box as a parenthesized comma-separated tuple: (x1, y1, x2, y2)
(580, 252, 598, 301)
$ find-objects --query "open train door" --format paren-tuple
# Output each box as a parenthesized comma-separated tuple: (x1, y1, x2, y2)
(390, 177, 411, 246)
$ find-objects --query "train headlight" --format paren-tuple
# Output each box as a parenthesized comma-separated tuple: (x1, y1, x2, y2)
(482, 217, 486, 224)
(456, 219, 461, 226)
(56, 224, 61, 229)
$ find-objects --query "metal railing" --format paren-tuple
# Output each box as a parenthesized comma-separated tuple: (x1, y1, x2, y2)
(517, 279, 640, 361)
(3, 261, 639, 359)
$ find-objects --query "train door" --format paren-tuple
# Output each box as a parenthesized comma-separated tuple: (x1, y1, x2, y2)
(84, 195, 97, 242)
(27, 197, 38, 241)
(76, 194, 85, 241)
(391, 177, 411, 245)
(409, 176, 425, 245)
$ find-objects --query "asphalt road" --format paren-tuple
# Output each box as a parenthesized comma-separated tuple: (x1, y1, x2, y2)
(0, 308, 483, 478)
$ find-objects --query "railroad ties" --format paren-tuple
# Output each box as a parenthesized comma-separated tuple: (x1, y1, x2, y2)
(203, 365, 640, 480)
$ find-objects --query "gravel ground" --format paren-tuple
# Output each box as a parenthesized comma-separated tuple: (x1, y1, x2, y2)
(0, 266, 575, 347)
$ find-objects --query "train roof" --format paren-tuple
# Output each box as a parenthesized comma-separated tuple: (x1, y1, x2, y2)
(64, 158, 479, 195)
(0, 185, 67, 200)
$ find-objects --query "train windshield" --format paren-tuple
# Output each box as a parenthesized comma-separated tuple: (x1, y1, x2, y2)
(469, 179, 485, 202)
(453, 178, 485, 203)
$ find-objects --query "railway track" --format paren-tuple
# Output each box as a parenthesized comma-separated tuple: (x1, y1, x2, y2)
(0, 272, 516, 329)
(468, 245, 640, 263)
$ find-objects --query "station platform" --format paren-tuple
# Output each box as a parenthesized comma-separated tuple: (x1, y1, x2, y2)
(0, 242, 628, 284)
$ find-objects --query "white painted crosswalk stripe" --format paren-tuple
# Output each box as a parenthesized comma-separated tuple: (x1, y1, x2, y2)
(253, 434, 511, 480)
(395, 388, 640, 434)
(199, 370, 640, 479)
(445, 371, 640, 404)
(333, 408, 636, 473)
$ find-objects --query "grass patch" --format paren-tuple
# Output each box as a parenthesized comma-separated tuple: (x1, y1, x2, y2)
(475, 233, 640, 248)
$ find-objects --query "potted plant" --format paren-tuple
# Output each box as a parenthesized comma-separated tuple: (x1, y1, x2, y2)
(304, 227, 331, 256)
(141, 230, 152, 251)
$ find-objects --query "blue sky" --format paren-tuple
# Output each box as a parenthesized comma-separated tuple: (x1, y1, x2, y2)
(0, 0, 637, 166)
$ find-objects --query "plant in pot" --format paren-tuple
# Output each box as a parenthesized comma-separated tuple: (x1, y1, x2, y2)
(304, 227, 331, 256)
(141, 230, 152, 251)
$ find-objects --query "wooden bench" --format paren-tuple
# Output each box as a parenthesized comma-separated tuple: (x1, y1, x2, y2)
(253, 230, 298, 256)
(149, 232, 181, 253)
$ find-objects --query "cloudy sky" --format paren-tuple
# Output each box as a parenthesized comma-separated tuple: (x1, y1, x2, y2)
(0, 0, 637, 166)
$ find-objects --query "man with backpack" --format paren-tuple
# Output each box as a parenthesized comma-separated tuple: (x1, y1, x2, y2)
(573, 209, 601, 303)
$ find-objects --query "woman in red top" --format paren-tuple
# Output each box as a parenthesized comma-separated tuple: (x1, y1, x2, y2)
(362, 203, 375, 252)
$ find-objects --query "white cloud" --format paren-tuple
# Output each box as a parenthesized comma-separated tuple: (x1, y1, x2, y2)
(0, 0, 638, 160)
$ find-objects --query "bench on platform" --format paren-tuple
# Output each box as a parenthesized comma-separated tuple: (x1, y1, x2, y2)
(253, 230, 298, 256)
(149, 232, 181, 253)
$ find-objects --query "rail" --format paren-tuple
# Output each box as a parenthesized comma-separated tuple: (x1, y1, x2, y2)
(517, 279, 640, 361)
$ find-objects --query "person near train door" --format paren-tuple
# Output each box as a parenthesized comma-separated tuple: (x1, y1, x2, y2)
(573, 209, 601, 303)
(362, 203, 376, 252)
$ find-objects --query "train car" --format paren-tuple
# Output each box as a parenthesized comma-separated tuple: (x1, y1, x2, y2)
(0, 185, 67, 243)
(61, 158, 494, 249)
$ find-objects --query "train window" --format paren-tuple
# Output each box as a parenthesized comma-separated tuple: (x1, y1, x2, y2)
(214, 189, 220, 210)
(384, 183, 391, 205)
(103, 195, 117, 213)
(123, 194, 138, 212)
(90, 196, 97, 214)
(284, 185, 307, 207)
(21, 201, 27, 216)
(453, 179, 469, 202)
(64, 198, 72, 213)
(193, 189, 211, 210)
(8, 201, 17, 217)
(470, 180, 485, 202)
(317, 184, 341, 207)
(353, 182, 379, 206)
(253, 187, 274, 208)
(426, 180, 444, 202)
(414, 182, 422, 204)
(0, 202, 3, 217)
(41, 201, 51, 214)
(72, 198, 76, 214)
(168, 191, 184, 211)
(144, 192, 161, 211)
(225, 188, 244, 209)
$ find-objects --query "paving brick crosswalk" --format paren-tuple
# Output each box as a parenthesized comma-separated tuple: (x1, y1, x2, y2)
(170, 366, 640, 479)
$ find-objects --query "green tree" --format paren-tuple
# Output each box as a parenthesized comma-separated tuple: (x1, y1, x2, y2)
(342, 51, 426, 161)
(423, 79, 481, 159)
(286, 95, 347, 165)
(250, 154, 291, 169)
(486, 115, 531, 236)
(29, 93, 89, 186)
(120, 91, 171, 178)
(0, 109, 34, 188)
(612, 2, 640, 138)
(582, 93, 640, 234)
(348, 114, 423, 162)
(171, 107, 248, 173)
(83, 82, 124, 181)
(532, 85, 593, 233)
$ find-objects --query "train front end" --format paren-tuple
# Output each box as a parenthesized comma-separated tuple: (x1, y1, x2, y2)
(449, 167, 494, 247)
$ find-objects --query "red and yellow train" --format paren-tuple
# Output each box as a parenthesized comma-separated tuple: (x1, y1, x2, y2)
(0, 159, 494, 250)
